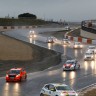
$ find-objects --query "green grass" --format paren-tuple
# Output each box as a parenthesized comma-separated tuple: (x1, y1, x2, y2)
(0, 18, 50, 26)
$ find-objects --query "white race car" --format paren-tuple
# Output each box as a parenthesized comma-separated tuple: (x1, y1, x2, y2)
(62, 39, 70, 45)
(29, 30, 36, 38)
(65, 26, 70, 30)
(40, 83, 78, 96)
(84, 50, 94, 61)
(73, 42, 83, 49)
(46, 37, 54, 43)
(87, 46, 96, 54)
(63, 60, 80, 71)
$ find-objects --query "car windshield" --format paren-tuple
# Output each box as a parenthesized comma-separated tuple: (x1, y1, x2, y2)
(8, 70, 20, 74)
(89, 47, 95, 49)
(48, 37, 51, 39)
(85, 53, 92, 55)
(56, 86, 72, 91)
(66, 61, 74, 64)
(75, 42, 80, 45)
(64, 39, 68, 41)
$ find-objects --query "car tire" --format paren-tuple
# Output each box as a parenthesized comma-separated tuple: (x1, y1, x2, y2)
(63, 69, 65, 71)
(25, 75, 27, 80)
(20, 77, 22, 82)
(40, 93, 44, 96)
(84, 59, 86, 61)
(6, 80, 8, 82)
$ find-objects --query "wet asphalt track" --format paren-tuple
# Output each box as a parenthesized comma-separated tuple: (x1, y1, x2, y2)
(1, 28, 96, 96)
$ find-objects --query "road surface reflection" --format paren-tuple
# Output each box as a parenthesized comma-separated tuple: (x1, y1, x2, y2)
(29, 37, 36, 44)
(62, 71, 76, 86)
(2, 83, 21, 96)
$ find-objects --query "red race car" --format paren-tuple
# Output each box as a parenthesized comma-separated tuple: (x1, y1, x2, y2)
(6, 68, 27, 82)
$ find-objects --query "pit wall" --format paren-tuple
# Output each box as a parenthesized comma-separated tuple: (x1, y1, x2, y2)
(65, 32, 96, 45)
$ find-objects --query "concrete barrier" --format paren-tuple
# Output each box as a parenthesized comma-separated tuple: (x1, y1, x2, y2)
(92, 40, 96, 45)
(0, 26, 33, 31)
(81, 29, 96, 40)
(66, 32, 96, 45)
(73, 37, 78, 42)
(82, 38, 87, 43)
(65, 29, 96, 45)
(78, 37, 82, 42)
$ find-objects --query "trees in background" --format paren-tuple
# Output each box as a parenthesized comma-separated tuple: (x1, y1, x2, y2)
(18, 13, 37, 19)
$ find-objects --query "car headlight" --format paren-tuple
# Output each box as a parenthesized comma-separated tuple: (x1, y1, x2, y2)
(34, 35, 37, 37)
(71, 65, 74, 68)
(91, 55, 93, 58)
(16, 74, 20, 77)
(60, 92, 68, 96)
(80, 45, 83, 47)
(6, 74, 9, 77)
(76, 93, 78, 96)
(75, 45, 77, 47)
(60, 93, 64, 96)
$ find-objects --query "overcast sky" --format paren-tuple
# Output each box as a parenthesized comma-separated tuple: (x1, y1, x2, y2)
(0, 0, 96, 21)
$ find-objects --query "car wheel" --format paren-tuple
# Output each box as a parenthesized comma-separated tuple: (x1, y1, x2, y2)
(63, 69, 65, 71)
(6, 80, 8, 82)
(20, 77, 22, 82)
(25, 75, 27, 80)
(40, 93, 44, 96)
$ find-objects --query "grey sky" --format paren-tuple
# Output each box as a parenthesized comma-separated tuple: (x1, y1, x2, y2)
(0, 0, 96, 21)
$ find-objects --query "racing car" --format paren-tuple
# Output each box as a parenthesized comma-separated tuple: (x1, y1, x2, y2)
(73, 42, 83, 49)
(62, 39, 70, 45)
(87, 46, 96, 54)
(40, 83, 78, 96)
(46, 37, 57, 43)
(63, 59, 80, 71)
(84, 50, 94, 61)
(29, 30, 36, 38)
(6, 68, 27, 82)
